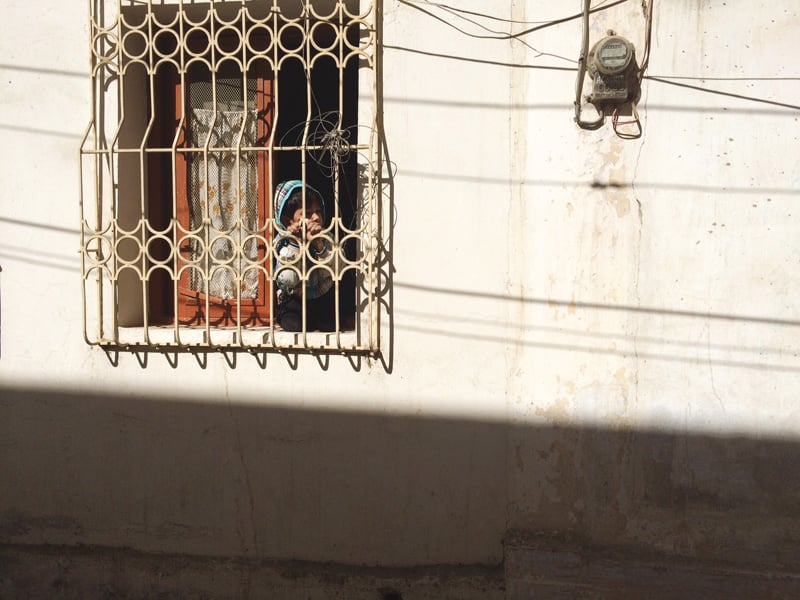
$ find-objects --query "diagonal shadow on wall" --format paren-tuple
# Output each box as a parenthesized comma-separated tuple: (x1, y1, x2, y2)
(1, 384, 800, 598)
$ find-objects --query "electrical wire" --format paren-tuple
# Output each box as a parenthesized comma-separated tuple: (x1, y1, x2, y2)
(397, 0, 629, 64)
(611, 104, 643, 139)
(383, 44, 800, 111)
(637, 0, 655, 84)
(400, 0, 628, 37)
(397, 0, 572, 62)
(434, 0, 633, 65)
(644, 75, 800, 111)
(611, 0, 655, 138)
(383, 43, 576, 72)
(401, 0, 620, 26)
(395, 0, 799, 116)
(645, 75, 800, 82)
(574, 0, 605, 129)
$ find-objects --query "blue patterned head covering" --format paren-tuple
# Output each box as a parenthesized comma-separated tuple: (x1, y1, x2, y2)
(274, 180, 326, 229)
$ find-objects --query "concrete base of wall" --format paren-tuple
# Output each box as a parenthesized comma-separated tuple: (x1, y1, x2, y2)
(4, 539, 800, 599)
(505, 534, 800, 599)
(0, 544, 504, 600)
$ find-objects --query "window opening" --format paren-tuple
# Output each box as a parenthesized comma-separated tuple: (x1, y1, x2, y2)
(81, 0, 381, 353)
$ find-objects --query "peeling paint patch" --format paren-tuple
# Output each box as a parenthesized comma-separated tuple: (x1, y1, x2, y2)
(614, 367, 630, 400)
(610, 193, 631, 218)
(534, 396, 572, 423)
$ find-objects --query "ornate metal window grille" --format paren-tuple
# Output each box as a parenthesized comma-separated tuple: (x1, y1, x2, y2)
(80, 0, 381, 353)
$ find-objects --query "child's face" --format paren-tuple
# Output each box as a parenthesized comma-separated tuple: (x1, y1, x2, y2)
(287, 197, 323, 230)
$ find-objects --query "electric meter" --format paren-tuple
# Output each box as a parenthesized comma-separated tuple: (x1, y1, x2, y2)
(587, 35, 638, 106)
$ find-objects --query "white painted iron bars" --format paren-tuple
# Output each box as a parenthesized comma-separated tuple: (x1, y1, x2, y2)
(80, 0, 382, 353)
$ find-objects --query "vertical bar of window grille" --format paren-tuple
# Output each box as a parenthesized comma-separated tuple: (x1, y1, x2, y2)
(142, 0, 155, 345)
(111, 1, 122, 346)
(204, 3, 216, 344)
(301, 0, 311, 346)
(370, 128, 378, 353)
(335, 0, 346, 346)
(329, 0, 340, 346)
(269, 0, 279, 348)
(172, 0, 186, 346)
(95, 6, 106, 344)
(91, 0, 104, 344)
(81, 0, 91, 344)
(367, 0, 379, 353)
(236, 0, 246, 340)
(88, 0, 105, 345)
(109, 2, 123, 345)
(79, 127, 91, 344)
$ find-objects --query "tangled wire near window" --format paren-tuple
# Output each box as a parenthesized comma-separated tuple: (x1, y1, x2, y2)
(279, 111, 357, 179)
(312, 112, 353, 178)
(279, 110, 377, 229)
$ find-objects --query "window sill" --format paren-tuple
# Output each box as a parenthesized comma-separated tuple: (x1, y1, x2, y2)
(97, 324, 371, 354)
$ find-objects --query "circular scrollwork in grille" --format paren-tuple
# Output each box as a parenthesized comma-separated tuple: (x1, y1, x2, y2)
(84, 234, 114, 267)
(215, 25, 243, 57)
(119, 9, 148, 30)
(277, 22, 305, 54)
(244, 2, 272, 23)
(178, 234, 206, 265)
(343, 2, 374, 21)
(246, 24, 273, 54)
(92, 30, 120, 74)
(213, 4, 242, 26)
(121, 29, 148, 60)
(310, 21, 339, 52)
(338, 233, 367, 266)
(182, 6, 212, 28)
(184, 27, 212, 57)
(153, 28, 180, 59)
(242, 235, 270, 266)
(344, 20, 374, 52)
(113, 234, 142, 267)
(146, 234, 175, 265)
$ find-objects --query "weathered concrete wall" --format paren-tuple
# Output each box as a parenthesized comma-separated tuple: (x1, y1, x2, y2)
(1, 544, 503, 600)
(503, 0, 800, 569)
(1, 0, 799, 597)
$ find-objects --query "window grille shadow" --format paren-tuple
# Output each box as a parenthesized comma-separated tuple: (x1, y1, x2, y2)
(162, 350, 179, 369)
(191, 350, 208, 370)
(220, 350, 236, 369)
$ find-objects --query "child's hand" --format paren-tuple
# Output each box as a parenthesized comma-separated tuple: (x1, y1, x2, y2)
(305, 219, 326, 252)
(287, 220, 303, 237)
(305, 219, 322, 237)
(287, 219, 320, 237)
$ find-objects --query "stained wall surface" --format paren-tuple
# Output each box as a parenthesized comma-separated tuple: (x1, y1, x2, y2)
(1, 0, 799, 595)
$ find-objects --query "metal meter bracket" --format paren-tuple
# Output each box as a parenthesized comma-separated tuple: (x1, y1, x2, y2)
(586, 34, 640, 110)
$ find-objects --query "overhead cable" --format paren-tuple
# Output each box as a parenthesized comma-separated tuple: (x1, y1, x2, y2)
(398, 0, 629, 43)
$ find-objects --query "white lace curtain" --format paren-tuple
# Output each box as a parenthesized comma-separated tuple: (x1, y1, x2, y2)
(189, 108, 259, 300)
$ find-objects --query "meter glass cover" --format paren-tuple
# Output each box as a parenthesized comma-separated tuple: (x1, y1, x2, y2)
(598, 40, 630, 70)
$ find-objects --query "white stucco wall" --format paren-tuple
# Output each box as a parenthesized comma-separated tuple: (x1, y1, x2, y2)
(1, 0, 799, 581)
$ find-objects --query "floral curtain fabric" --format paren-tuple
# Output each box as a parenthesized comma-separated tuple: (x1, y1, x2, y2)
(189, 108, 259, 300)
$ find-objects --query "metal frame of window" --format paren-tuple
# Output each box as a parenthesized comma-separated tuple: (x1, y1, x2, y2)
(80, 0, 381, 354)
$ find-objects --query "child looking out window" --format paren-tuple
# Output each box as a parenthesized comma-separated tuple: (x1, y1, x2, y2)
(273, 180, 336, 331)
